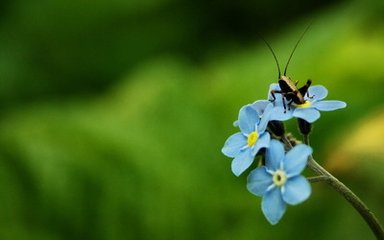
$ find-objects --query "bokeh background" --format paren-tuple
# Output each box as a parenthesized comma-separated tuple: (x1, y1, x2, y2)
(0, 0, 383, 239)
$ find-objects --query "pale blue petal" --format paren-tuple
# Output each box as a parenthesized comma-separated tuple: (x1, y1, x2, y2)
(233, 120, 239, 127)
(268, 83, 293, 114)
(265, 140, 284, 171)
(269, 91, 285, 109)
(231, 148, 254, 176)
(238, 105, 258, 134)
(222, 132, 247, 158)
(272, 96, 285, 108)
(284, 144, 312, 176)
(282, 176, 311, 205)
(269, 106, 293, 121)
(251, 132, 270, 156)
(307, 85, 328, 101)
(262, 187, 286, 225)
(247, 167, 273, 196)
(250, 100, 270, 117)
(312, 100, 347, 111)
(293, 108, 320, 123)
(268, 83, 281, 100)
(258, 103, 274, 132)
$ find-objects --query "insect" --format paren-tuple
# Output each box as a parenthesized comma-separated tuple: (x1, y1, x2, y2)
(261, 25, 313, 112)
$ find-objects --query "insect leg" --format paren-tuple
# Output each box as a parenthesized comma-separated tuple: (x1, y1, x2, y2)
(270, 90, 283, 102)
(281, 95, 287, 113)
(305, 80, 314, 98)
(287, 99, 294, 110)
(285, 92, 297, 111)
(298, 79, 312, 97)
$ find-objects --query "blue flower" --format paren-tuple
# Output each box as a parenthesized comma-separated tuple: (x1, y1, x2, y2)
(247, 140, 312, 224)
(292, 85, 346, 123)
(222, 105, 271, 176)
(233, 100, 272, 127)
(267, 84, 347, 123)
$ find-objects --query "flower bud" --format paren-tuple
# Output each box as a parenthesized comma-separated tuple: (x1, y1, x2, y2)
(297, 118, 312, 135)
(257, 148, 266, 166)
(268, 120, 285, 137)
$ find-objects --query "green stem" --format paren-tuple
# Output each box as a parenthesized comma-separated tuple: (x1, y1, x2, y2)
(307, 176, 330, 183)
(281, 135, 293, 148)
(303, 134, 384, 240)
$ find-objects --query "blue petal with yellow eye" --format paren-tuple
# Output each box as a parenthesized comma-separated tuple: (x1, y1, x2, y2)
(222, 104, 272, 176)
(247, 140, 312, 224)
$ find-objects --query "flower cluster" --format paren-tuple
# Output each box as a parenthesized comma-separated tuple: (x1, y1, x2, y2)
(222, 82, 346, 224)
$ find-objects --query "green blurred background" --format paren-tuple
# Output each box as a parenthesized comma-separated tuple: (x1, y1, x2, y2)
(0, 0, 383, 239)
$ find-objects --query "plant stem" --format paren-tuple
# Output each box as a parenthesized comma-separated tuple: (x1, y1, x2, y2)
(303, 134, 384, 240)
(281, 135, 293, 148)
(307, 176, 330, 183)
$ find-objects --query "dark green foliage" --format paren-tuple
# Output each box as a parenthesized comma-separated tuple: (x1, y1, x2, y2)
(0, 0, 340, 108)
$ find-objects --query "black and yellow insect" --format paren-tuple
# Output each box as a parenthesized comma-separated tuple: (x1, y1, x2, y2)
(270, 76, 312, 112)
(262, 25, 313, 112)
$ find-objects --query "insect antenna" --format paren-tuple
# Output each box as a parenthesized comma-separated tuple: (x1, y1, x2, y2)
(283, 23, 312, 76)
(258, 34, 281, 79)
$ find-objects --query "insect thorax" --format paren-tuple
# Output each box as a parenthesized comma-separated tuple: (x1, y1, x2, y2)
(278, 75, 305, 104)
(279, 76, 298, 92)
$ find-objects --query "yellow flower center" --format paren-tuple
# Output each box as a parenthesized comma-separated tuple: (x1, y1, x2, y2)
(247, 131, 259, 147)
(295, 100, 312, 108)
(272, 170, 287, 187)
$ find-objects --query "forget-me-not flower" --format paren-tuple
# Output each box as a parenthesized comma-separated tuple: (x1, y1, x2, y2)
(222, 104, 271, 176)
(267, 83, 346, 123)
(247, 140, 312, 224)
(233, 100, 271, 127)
(292, 85, 346, 123)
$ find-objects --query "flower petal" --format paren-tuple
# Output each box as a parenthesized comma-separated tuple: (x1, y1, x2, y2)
(312, 100, 347, 111)
(262, 187, 286, 225)
(282, 176, 311, 205)
(265, 140, 284, 171)
(268, 83, 281, 100)
(231, 148, 254, 176)
(268, 83, 296, 120)
(238, 105, 258, 134)
(247, 167, 273, 196)
(307, 85, 328, 101)
(250, 100, 271, 117)
(258, 103, 274, 133)
(269, 106, 293, 121)
(284, 144, 312, 177)
(293, 108, 320, 123)
(251, 132, 270, 156)
(222, 132, 247, 158)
